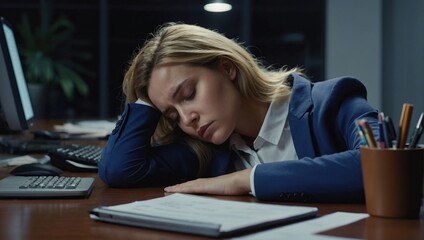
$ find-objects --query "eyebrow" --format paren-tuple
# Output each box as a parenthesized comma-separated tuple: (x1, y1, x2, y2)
(163, 78, 188, 116)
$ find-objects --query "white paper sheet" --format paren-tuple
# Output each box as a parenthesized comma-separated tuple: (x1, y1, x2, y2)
(103, 193, 318, 232)
(0, 155, 38, 167)
(233, 212, 369, 240)
(54, 120, 116, 137)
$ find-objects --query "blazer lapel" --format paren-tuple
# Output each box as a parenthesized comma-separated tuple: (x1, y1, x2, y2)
(288, 74, 317, 159)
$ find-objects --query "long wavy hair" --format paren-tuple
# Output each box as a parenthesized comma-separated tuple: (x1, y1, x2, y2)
(122, 23, 302, 176)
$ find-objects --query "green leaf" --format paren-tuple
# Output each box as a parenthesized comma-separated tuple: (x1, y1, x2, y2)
(23, 51, 55, 83)
(47, 17, 74, 49)
(56, 65, 75, 100)
(55, 63, 89, 100)
(72, 75, 89, 96)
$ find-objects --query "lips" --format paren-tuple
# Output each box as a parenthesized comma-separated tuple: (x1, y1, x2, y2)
(197, 122, 212, 139)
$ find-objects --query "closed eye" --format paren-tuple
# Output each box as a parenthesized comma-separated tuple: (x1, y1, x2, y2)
(186, 89, 195, 101)
(183, 85, 196, 101)
(163, 79, 196, 123)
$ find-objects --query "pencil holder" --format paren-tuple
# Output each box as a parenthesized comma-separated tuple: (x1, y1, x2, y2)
(360, 146, 424, 218)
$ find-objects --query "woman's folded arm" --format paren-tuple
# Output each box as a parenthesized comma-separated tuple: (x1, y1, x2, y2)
(98, 103, 199, 187)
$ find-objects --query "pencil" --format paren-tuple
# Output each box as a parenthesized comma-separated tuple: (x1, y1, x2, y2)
(397, 103, 413, 149)
(355, 120, 368, 146)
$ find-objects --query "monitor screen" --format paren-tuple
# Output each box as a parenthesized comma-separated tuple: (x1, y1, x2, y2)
(0, 17, 34, 132)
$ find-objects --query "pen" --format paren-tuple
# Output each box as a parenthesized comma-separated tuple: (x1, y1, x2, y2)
(377, 112, 386, 148)
(408, 112, 423, 149)
(396, 103, 413, 149)
(384, 115, 396, 148)
(378, 112, 392, 148)
(357, 119, 377, 148)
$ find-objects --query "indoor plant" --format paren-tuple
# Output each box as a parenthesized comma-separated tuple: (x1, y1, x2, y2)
(16, 0, 90, 117)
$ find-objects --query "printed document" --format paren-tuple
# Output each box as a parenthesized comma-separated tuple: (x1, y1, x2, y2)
(90, 193, 318, 237)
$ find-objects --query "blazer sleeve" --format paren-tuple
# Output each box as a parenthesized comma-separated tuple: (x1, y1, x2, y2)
(253, 77, 378, 203)
(253, 150, 364, 203)
(98, 103, 200, 187)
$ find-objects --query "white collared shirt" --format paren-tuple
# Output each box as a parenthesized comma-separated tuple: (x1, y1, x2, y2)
(229, 97, 298, 196)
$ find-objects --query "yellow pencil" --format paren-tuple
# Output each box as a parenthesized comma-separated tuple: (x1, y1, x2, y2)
(397, 103, 413, 149)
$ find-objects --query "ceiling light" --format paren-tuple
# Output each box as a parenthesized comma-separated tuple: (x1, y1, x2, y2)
(204, 2, 232, 13)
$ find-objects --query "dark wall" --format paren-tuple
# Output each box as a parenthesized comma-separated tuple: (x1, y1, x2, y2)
(0, 0, 324, 118)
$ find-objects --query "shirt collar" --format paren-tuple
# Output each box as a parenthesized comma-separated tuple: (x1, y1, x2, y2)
(253, 97, 290, 149)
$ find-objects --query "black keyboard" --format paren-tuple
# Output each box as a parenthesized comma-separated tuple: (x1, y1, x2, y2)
(0, 175, 94, 198)
(20, 176, 80, 189)
(48, 144, 102, 172)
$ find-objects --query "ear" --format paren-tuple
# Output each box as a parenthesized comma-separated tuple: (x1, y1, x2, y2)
(220, 58, 237, 81)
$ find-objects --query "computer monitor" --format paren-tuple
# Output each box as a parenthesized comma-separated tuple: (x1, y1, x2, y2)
(0, 17, 34, 132)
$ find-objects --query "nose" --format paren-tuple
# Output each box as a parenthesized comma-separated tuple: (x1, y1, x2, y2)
(178, 107, 198, 127)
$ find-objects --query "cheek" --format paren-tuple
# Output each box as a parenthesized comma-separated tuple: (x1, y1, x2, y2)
(178, 124, 197, 137)
(204, 79, 238, 113)
(147, 89, 159, 108)
(217, 83, 242, 117)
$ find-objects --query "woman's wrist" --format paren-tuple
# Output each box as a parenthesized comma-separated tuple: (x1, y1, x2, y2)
(231, 168, 252, 194)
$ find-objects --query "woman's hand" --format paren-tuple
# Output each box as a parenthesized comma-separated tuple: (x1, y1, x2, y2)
(164, 168, 252, 196)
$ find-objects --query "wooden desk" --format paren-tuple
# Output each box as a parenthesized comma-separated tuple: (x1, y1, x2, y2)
(0, 119, 423, 239)
(0, 167, 423, 240)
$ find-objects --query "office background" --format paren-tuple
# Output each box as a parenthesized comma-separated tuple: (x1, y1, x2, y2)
(1, 0, 423, 139)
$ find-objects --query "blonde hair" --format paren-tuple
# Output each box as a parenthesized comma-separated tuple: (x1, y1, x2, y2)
(122, 23, 302, 176)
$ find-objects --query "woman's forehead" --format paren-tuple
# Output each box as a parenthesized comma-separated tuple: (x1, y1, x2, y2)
(147, 64, 191, 109)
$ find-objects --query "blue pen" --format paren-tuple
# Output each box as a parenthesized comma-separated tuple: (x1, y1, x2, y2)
(378, 112, 387, 148)
(380, 113, 391, 148)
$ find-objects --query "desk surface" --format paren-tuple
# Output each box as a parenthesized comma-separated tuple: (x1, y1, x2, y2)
(1, 120, 423, 240)
(0, 168, 423, 240)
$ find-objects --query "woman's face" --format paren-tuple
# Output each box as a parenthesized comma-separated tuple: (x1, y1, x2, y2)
(147, 61, 242, 145)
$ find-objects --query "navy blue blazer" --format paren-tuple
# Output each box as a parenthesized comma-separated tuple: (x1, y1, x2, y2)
(98, 74, 379, 203)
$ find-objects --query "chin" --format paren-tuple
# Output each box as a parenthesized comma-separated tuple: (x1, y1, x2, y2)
(210, 139, 224, 145)
(209, 132, 230, 145)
